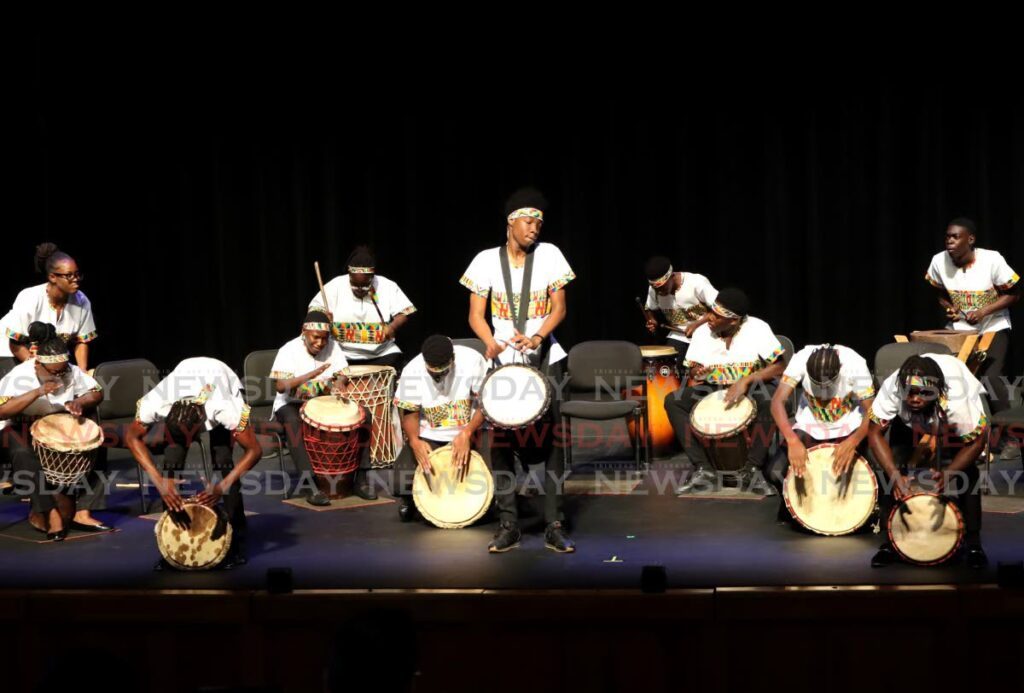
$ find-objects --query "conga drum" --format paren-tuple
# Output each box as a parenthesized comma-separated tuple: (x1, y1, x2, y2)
(154, 503, 233, 570)
(783, 444, 878, 536)
(412, 446, 494, 529)
(30, 413, 104, 486)
(888, 492, 964, 566)
(344, 365, 400, 467)
(300, 396, 367, 475)
(479, 364, 552, 429)
(689, 389, 756, 473)
(627, 346, 682, 457)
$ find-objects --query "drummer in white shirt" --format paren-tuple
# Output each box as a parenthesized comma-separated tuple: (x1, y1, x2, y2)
(0, 323, 103, 540)
(641, 255, 718, 366)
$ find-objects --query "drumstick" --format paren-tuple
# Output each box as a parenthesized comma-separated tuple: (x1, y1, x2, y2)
(635, 296, 687, 334)
(314, 261, 330, 315)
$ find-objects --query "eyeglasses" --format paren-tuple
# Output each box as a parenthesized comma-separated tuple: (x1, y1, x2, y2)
(52, 272, 83, 281)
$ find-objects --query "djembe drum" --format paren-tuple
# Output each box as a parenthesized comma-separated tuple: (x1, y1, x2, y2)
(888, 492, 965, 566)
(689, 389, 757, 473)
(343, 365, 400, 467)
(30, 413, 104, 486)
(300, 396, 367, 476)
(154, 503, 233, 570)
(478, 364, 552, 429)
(412, 446, 494, 529)
(783, 444, 878, 536)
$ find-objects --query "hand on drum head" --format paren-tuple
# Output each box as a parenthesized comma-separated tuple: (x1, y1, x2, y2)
(831, 439, 858, 477)
(893, 474, 912, 501)
(451, 432, 471, 482)
(926, 468, 947, 494)
(195, 478, 225, 508)
(411, 439, 435, 475)
(64, 399, 83, 417)
(724, 379, 750, 409)
(156, 477, 187, 522)
(787, 441, 808, 478)
(210, 510, 229, 542)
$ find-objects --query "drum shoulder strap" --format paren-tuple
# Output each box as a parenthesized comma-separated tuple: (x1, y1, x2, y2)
(498, 246, 535, 336)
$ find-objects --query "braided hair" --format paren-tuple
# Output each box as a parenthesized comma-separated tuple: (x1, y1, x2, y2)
(807, 345, 841, 385)
(165, 399, 208, 444)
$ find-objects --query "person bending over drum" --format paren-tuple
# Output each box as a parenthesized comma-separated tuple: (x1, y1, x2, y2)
(460, 187, 575, 554)
(392, 335, 494, 522)
(126, 357, 262, 570)
(269, 310, 376, 505)
(867, 353, 989, 569)
(642, 255, 719, 365)
(0, 323, 103, 540)
(664, 288, 786, 495)
(767, 345, 878, 525)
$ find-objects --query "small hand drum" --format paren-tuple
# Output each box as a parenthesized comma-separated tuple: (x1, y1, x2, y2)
(888, 492, 964, 566)
(31, 413, 104, 486)
(412, 446, 494, 529)
(689, 389, 757, 472)
(479, 364, 552, 429)
(154, 503, 233, 571)
(783, 444, 878, 536)
(300, 396, 366, 475)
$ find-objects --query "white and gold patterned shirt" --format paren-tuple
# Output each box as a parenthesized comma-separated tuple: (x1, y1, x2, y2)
(269, 336, 349, 417)
(308, 274, 416, 360)
(684, 317, 784, 385)
(4, 283, 98, 347)
(135, 357, 250, 432)
(644, 272, 718, 345)
(0, 359, 102, 431)
(781, 344, 876, 440)
(394, 346, 489, 443)
(925, 248, 1019, 334)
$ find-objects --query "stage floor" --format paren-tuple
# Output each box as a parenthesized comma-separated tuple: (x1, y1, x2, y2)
(2, 444, 1023, 592)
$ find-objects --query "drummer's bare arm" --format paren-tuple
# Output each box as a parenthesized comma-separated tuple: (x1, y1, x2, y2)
(535, 288, 567, 341)
(0, 383, 58, 419)
(66, 388, 103, 417)
(274, 363, 332, 396)
(384, 313, 410, 341)
(468, 293, 504, 360)
(966, 285, 1020, 325)
(946, 429, 987, 474)
(686, 362, 707, 387)
(867, 420, 903, 487)
(226, 426, 262, 483)
(401, 409, 434, 473)
(73, 342, 88, 371)
(770, 381, 798, 443)
(930, 284, 958, 320)
(643, 309, 659, 334)
(126, 420, 185, 512)
(684, 313, 711, 338)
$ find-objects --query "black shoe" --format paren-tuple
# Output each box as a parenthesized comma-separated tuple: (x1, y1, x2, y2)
(46, 529, 68, 542)
(397, 497, 416, 522)
(966, 547, 988, 569)
(677, 467, 717, 495)
(220, 553, 248, 571)
(306, 491, 331, 507)
(70, 520, 114, 533)
(775, 503, 792, 525)
(739, 467, 776, 496)
(488, 521, 521, 553)
(871, 544, 897, 568)
(354, 473, 378, 501)
(544, 521, 576, 553)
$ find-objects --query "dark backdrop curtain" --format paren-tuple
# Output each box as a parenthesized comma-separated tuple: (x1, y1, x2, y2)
(10, 37, 1024, 393)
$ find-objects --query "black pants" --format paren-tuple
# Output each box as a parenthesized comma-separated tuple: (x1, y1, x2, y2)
(8, 431, 65, 514)
(664, 381, 776, 472)
(978, 329, 1012, 415)
(162, 425, 247, 555)
(879, 420, 983, 549)
(274, 402, 372, 478)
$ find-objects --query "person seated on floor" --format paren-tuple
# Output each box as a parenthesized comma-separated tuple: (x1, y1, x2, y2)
(664, 288, 786, 495)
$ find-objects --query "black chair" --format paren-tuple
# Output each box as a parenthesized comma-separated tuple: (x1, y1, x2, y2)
(93, 359, 210, 514)
(242, 349, 289, 497)
(559, 341, 649, 471)
(0, 356, 16, 379)
(873, 342, 952, 383)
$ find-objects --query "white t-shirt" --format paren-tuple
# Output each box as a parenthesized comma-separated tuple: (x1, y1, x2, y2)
(308, 274, 416, 360)
(645, 272, 718, 344)
(135, 357, 250, 432)
(925, 248, 1019, 333)
(0, 359, 102, 431)
(4, 284, 98, 347)
(781, 344, 876, 440)
(394, 346, 489, 443)
(460, 243, 575, 365)
(870, 353, 988, 444)
(684, 316, 784, 385)
(269, 336, 350, 416)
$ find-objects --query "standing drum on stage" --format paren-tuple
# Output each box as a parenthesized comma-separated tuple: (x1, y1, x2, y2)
(412, 446, 494, 529)
(628, 345, 681, 456)
(888, 492, 965, 565)
(689, 389, 756, 473)
(155, 503, 233, 570)
(300, 396, 367, 476)
(783, 444, 878, 536)
(30, 413, 103, 486)
(478, 363, 552, 429)
(343, 364, 400, 467)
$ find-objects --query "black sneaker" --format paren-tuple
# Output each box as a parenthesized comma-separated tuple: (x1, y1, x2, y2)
(739, 467, 776, 496)
(397, 497, 417, 523)
(677, 467, 717, 495)
(966, 547, 988, 569)
(544, 521, 576, 553)
(306, 490, 331, 507)
(488, 521, 521, 553)
(871, 544, 897, 568)
(354, 472, 378, 501)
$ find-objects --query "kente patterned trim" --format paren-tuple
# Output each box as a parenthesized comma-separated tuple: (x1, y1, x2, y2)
(711, 302, 740, 319)
(781, 375, 800, 389)
(422, 399, 473, 428)
(549, 271, 576, 292)
(805, 392, 857, 424)
(303, 322, 331, 332)
(924, 272, 943, 288)
(5, 328, 27, 342)
(78, 331, 98, 343)
(854, 386, 877, 400)
(134, 398, 144, 423)
(426, 358, 454, 374)
(297, 380, 328, 398)
(397, 306, 418, 316)
(949, 288, 999, 312)
(395, 399, 421, 412)
(193, 384, 215, 405)
(764, 347, 784, 365)
(36, 353, 69, 364)
(459, 275, 490, 297)
(650, 266, 673, 288)
(490, 289, 554, 321)
(959, 415, 988, 443)
(868, 409, 890, 427)
(347, 266, 375, 274)
(996, 273, 1020, 291)
(269, 371, 294, 380)
(662, 304, 708, 325)
(0, 397, 10, 406)
(335, 322, 387, 344)
(906, 375, 941, 389)
(507, 207, 544, 223)
(236, 404, 251, 433)
(88, 385, 103, 393)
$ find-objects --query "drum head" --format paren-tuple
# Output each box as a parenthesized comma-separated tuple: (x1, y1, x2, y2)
(30, 413, 103, 452)
(344, 364, 395, 379)
(784, 445, 877, 536)
(301, 396, 365, 431)
(479, 364, 551, 428)
(888, 493, 964, 565)
(690, 390, 756, 439)
(640, 345, 678, 358)
(154, 504, 233, 570)
(413, 447, 494, 529)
